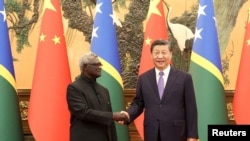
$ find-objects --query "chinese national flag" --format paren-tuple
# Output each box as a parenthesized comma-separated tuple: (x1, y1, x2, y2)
(135, 0, 168, 139)
(233, 9, 250, 124)
(28, 0, 71, 141)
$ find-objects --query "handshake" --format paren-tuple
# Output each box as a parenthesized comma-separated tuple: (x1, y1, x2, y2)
(112, 111, 130, 124)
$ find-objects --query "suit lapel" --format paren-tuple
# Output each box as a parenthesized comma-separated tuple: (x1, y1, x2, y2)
(162, 67, 178, 100)
(147, 69, 160, 99)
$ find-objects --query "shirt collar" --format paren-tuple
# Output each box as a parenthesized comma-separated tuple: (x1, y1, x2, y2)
(155, 65, 171, 76)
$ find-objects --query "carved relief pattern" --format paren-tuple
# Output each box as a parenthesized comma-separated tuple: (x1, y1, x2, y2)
(18, 98, 235, 122)
(19, 101, 29, 121)
(227, 102, 234, 121)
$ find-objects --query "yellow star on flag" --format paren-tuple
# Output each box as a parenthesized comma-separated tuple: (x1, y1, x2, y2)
(41, 0, 56, 16)
(52, 35, 60, 45)
(145, 37, 152, 46)
(40, 33, 46, 42)
(247, 38, 250, 46)
(146, 0, 161, 21)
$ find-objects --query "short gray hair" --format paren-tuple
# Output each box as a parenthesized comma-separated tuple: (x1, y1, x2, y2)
(79, 52, 98, 71)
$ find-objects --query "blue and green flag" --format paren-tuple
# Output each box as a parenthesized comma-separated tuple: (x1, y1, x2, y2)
(90, 0, 129, 141)
(0, 0, 24, 140)
(189, 0, 228, 141)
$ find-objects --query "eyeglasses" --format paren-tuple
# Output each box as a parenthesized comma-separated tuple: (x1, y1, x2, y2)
(87, 63, 103, 67)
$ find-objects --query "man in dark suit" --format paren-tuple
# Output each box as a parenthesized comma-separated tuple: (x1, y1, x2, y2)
(122, 39, 198, 141)
(66, 52, 128, 141)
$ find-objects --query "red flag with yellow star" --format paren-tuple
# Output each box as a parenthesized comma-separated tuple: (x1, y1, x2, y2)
(135, 0, 168, 139)
(28, 0, 71, 140)
(233, 9, 250, 124)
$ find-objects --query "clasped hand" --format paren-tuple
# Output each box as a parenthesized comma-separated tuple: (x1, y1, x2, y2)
(112, 111, 130, 123)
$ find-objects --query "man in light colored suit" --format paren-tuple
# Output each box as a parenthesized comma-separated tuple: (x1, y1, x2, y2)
(122, 39, 198, 141)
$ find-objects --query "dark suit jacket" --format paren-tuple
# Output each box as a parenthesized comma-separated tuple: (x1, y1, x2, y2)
(66, 75, 117, 141)
(128, 67, 198, 141)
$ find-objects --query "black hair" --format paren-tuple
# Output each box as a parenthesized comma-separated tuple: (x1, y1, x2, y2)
(150, 39, 172, 53)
